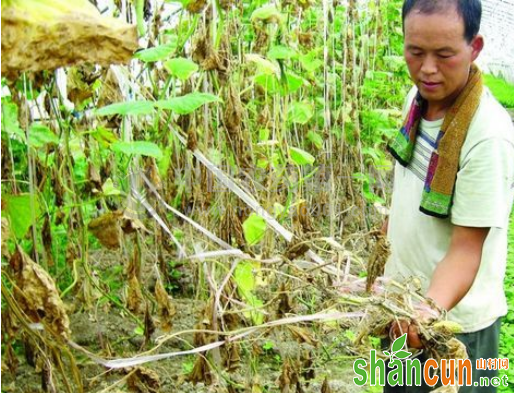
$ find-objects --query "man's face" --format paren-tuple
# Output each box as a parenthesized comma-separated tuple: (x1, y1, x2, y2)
(403, 7, 483, 112)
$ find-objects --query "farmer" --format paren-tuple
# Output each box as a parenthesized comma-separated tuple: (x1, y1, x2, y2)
(383, 0, 514, 391)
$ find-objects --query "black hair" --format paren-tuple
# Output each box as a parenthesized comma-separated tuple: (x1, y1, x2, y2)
(402, 0, 482, 42)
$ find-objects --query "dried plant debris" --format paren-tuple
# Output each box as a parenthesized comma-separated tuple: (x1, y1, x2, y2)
(277, 283, 293, 317)
(88, 211, 123, 250)
(9, 246, 71, 340)
(353, 283, 468, 374)
(1, 0, 137, 79)
(284, 239, 310, 261)
(154, 278, 176, 332)
(366, 231, 391, 292)
(188, 355, 214, 385)
(222, 342, 241, 372)
(278, 358, 301, 393)
(127, 367, 161, 393)
(321, 376, 333, 393)
(127, 274, 144, 314)
(286, 325, 318, 347)
(186, 0, 208, 14)
(1, 217, 10, 258)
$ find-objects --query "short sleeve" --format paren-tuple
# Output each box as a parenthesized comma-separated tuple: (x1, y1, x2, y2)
(451, 138, 514, 228)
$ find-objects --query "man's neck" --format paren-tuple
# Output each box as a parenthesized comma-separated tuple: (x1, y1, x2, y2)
(424, 105, 447, 121)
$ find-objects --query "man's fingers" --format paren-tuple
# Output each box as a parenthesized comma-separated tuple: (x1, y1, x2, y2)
(389, 320, 424, 349)
(390, 320, 409, 339)
(407, 324, 423, 349)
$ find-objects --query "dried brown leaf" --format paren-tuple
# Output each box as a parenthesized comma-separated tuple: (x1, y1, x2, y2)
(1, 217, 10, 258)
(1, 0, 137, 79)
(186, 0, 208, 13)
(88, 211, 123, 250)
(146, 158, 162, 191)
(10, 247, 71, 339)
(366, 233, 390, 292)
(144, 303, 155, 344)
(42, 215, 54, 266)
(278, 359, 299, 393)
(187, 356, 213, 385)
(127, 367, 160, 393)
(287, 326, 318, 347)
(321, 377, 333, 393)
(121, 210, 148, 235)
(154, 278, 176, 332)
(223, 342, 241, 372)
(296, 201, 313, 234)
(277, 283, 293, 317)
(127, 275, 144, 314)
(300, 350, 315, 382)
(87, 162, 102, 192)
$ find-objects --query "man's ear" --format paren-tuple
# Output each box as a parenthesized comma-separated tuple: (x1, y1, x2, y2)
(470, 35, 484, 61)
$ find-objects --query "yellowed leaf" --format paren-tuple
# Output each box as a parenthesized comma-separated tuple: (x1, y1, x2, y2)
(10, 247, 70, 339)
(1, 0, 137, 79)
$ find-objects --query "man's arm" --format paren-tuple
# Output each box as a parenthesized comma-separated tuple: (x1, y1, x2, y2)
(392, 225, 489, 348)
(425, 225, 489, 311)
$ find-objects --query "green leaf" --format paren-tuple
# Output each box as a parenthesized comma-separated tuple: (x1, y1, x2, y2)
(1, 101, 25, 141)
(299, 51, 324, 73)
(233, 262, 264, 325)
(28, 123, 59, 148)
(2, 194, 40, 239)
(96, 101, 155, 116)
(101, 178, 121, 196)
(242, 213, 267, 246)
(155, 92, 221, 115)
(284, 72, 304, 94)
(158, 145, 173, 178)
(234, 262, 256, 294)
(134, 43, 176, 62)
(273, 203, 286, 218)
(165, 0, 192, 6)
(254, 72, 304, 96)
(383, 55, 405, 72)
(246, 296, 264, 325)
(383, 350, 391, 357)
(267, 45, 297, 60)
(245, 54, 280, 76)
(110, 141, 163, 160)
(259, 128, 270, 141)
(92, 127, 118, 148)
(134, 326, 144, 336)
(254, 73, 280, 94)
(289, 147, 315, 166)
(164, 57, 199, 81)
(288, 102, 313, 125)
(250, 5, 284, 24)
(307, 131, 323, 149)
(392, 333, 407, 353)
(394, 350, 412, 359)
(173, 229, 184, 241)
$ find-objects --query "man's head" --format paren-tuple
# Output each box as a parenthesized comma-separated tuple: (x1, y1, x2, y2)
(402, 0, 482, 43)
(402, 0, 484, 116)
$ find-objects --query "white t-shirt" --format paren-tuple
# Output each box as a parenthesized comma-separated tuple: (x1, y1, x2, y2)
(385, 86, 514, 333)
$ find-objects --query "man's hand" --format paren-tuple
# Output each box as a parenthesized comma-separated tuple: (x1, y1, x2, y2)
(380, 217, 389, 236)
(390, 305, 440, 349)
(389, 225, 489, 349)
